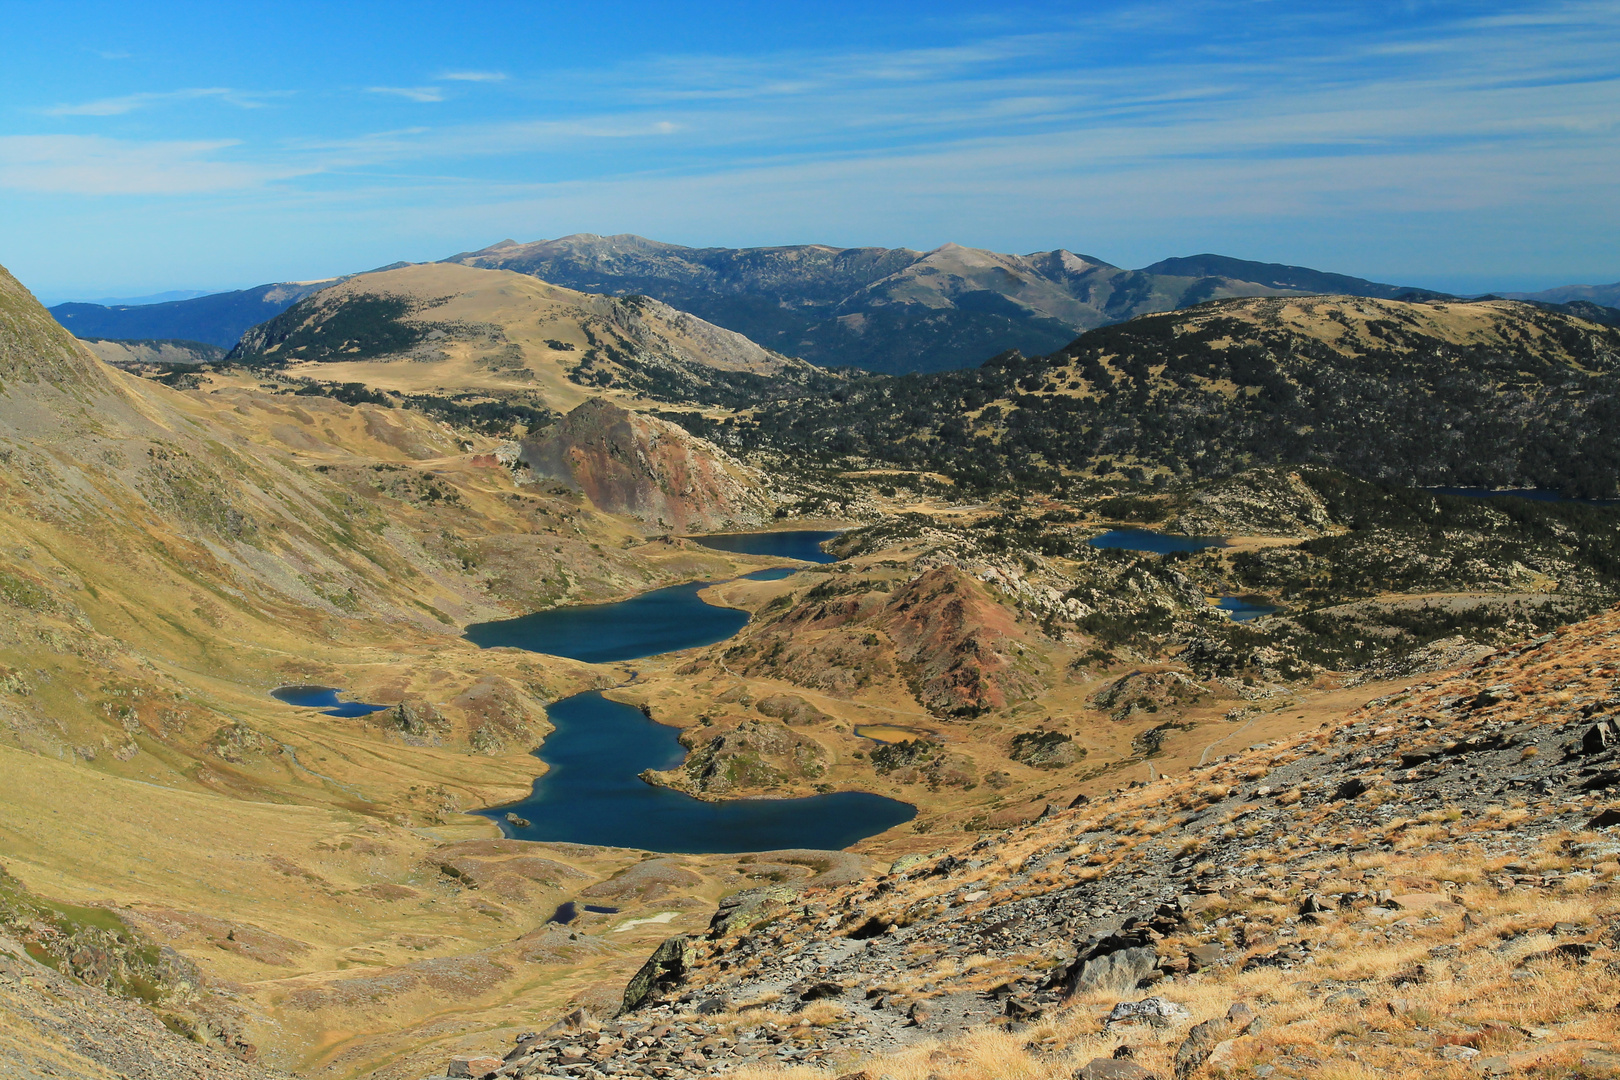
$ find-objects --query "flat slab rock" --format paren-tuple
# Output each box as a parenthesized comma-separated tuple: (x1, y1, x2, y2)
(1078, 1058, 1160, 1080)
(1474, 1040, 1614, 1075)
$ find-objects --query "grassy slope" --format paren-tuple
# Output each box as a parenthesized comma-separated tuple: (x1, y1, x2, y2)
(0, 262, 800, 1074)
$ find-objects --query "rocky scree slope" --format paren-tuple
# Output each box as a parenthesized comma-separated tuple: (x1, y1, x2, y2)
(444, 235, 1441, 375)
(0, 928, 284, 1080)
(0, 861, 278, 1077)
(77, 337, 226, 368)
(459, 605, 1620, 1080)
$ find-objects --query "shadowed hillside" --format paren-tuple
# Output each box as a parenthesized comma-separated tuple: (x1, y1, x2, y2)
(671, 295, 1620, 498)
(49, 281, 332, 349)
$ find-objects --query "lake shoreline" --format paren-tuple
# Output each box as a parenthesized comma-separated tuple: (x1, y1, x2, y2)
(462, 531, 917, 853)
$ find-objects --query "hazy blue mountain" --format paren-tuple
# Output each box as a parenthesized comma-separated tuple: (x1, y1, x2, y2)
(1137, 254, 1451, 301)
(1505, 281, 1620, 308)
(49, 281, 333, 349)
(1523, 299, 1620, 327)
(60, 289, 213, 307)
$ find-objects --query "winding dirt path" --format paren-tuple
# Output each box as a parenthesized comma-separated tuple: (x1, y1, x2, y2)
(1197, 713, 1260, 767)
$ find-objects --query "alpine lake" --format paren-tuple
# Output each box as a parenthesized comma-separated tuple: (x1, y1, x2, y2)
(459, 530, 915, 853)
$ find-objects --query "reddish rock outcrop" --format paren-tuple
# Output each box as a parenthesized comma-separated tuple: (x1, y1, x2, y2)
(520, 398, 771, 531)
(730, 566, 1044, 718)
(880, 567, 1044, 717)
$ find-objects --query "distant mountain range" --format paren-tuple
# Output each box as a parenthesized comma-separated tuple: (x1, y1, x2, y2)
(55, 288, 212, 307)
(1505, 282, 1620, 307)
(442, 236, 1457, 374)
(44, 234, 1620, 374)
(47, 281, 334, 349)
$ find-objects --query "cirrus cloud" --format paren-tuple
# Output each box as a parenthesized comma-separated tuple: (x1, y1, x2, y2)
(44, 87, 283, 116)
(366, 86, 445, 102)
(0, 135, 301, 195)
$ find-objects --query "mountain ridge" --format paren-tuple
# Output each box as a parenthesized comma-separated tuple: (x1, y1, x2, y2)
(1507, 280, 1620, 307)
(48, 281, 333, 349)
(443, 234, 1449, 373)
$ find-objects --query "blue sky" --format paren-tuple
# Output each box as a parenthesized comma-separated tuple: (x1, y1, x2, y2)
(2, 0, 1616, 300)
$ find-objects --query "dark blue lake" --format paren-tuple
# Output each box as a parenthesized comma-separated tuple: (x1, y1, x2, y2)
(464, 580, 751, 663)
(478, 691, 916, 853)
(271, 685, 391, 718)
(690, 529, 842, 563)
(465, 543, 916, 852)
(1217, 596, 1278, 622)
(741, 566, 801, 582)
(1431, 487, 1620, 507)
(1089, 529, 1224, 554)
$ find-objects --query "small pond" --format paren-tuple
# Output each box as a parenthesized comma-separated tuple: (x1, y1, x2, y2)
(1088, 529, 1224, 554)
(546, 901, 622, 925)
(270, 685, 391, 718)
(689, 529, 842, 563)
(854, 724, 937, 745)
(1215, 596, 1278, 622)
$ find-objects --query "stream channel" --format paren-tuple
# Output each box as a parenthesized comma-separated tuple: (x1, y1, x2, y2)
(461, 531, 917, 853)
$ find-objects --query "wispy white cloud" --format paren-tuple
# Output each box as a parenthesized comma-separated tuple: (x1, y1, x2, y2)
(44, 87, 281, 116)
(8, 1, 1618, 285)
(0, 135, 303, 195)
(293, 116, 683, 170)
(366, 86, 445, 103)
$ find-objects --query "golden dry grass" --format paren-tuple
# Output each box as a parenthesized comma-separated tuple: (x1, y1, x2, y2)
(730, 866, 1620, 1080)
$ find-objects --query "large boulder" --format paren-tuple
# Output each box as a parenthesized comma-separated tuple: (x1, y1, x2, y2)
(619, 935, 695, 1014)
(707, 885, 798, 939)
(1069, 944, 1158, 995)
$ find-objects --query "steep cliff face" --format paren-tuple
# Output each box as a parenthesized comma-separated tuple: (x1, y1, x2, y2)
(520, 398, 773, 531)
